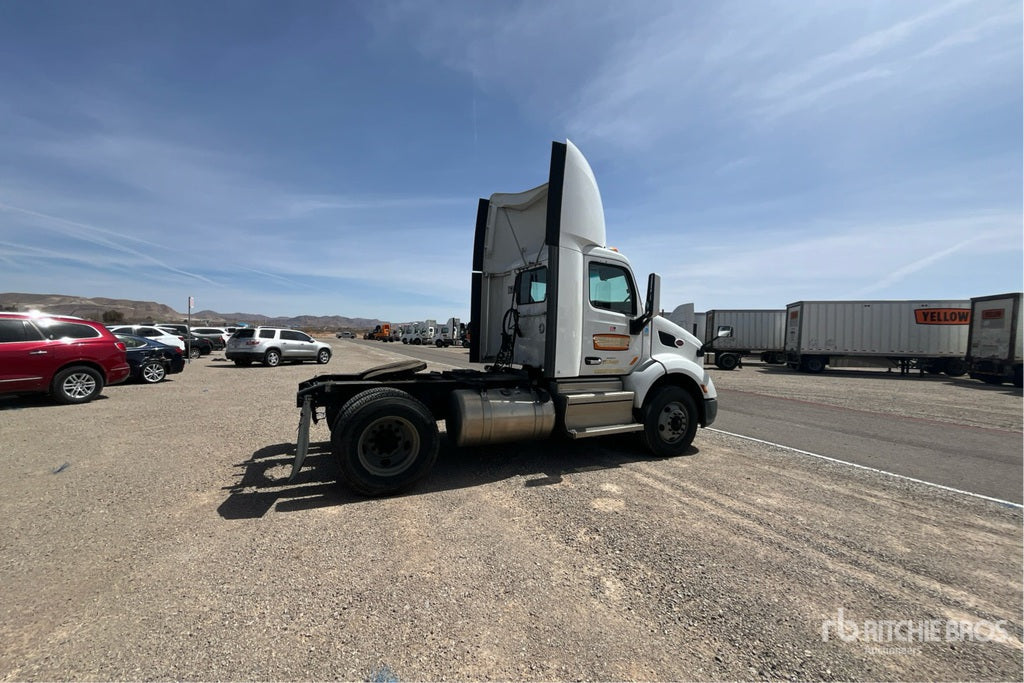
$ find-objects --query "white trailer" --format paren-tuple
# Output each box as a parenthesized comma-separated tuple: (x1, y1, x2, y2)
(784, 300, 971, 375)
(288, 140, 718, 496)
(703, 309, 786, 370)
(966, 293, 1022, 387)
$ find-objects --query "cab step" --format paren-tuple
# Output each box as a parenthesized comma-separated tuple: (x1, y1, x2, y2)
(567, 423, 644, 439)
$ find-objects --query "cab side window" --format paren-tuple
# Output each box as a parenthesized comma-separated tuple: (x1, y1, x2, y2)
(588, 262, 636, 316)
(517, 266, 547, 305)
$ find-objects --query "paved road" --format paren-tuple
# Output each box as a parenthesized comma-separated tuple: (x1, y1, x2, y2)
(353, 340, 1023, 504)
(713, 387, 1023, 504)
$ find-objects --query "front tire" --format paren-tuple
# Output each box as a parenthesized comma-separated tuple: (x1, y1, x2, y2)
(716, 353, 739, 371)
(263, 349, 282, 367)
(317, 348, 331, 364)
(640, 386, 698, 457)
(332, 388, 439, 496)
(52, 366, 103, 404)
(188, 346, 200, 360)
(140, 361, 167, 384)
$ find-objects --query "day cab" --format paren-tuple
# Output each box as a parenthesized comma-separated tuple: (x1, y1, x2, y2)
(288, 140, 717, 496)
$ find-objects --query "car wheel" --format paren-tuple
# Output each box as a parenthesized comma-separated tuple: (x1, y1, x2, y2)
(51, 366, 104, 405)
(188, 346, 200, 359)
(264, 349, 281, 367)
(640, 385, 698, 457)
(140, 361, 167, 384)
(332, 388, 439, 496)
(317, 348, 332, 364)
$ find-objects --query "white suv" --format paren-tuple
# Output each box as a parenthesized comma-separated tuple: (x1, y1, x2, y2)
(225, 327, 332, 367)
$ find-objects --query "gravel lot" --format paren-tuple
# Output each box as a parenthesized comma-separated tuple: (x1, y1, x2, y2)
(1, 341, 1021, 681)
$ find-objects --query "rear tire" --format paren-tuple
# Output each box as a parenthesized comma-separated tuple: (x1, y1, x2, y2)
(140, 361, 167, 384)
(52, 366, 103, 404)
(263, 349, 281, 367)
(640, 386, 698, 457)
(331, 388, 439, 496)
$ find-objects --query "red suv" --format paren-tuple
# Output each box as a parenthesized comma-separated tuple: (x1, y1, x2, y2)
(0, 313, 131, 404)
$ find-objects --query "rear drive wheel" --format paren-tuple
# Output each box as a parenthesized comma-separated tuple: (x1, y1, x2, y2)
(332, 388, 439, 496)
(263, 349, 281, 367)
(317, 348, 332, 364)
(52, 366, 103, 404)
(140, 361, 167, 384)
(640, 386, 698, 457)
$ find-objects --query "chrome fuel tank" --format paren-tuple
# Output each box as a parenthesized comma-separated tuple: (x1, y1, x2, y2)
(448, 388, 556, 447)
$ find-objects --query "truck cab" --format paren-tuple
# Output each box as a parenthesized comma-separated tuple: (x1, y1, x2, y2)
(291, 140, 717, 496)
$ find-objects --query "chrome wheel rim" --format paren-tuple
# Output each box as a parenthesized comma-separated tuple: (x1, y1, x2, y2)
(143, 363, 165, 382)
(357, 416, 419, 477)
(63, 372, 97, 399)
(657, 401, 688, 444)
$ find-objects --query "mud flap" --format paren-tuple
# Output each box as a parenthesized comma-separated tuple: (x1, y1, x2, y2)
(290, 396, 312, 482)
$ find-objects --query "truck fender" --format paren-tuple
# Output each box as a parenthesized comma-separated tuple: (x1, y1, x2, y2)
(624, 354, 716, 424)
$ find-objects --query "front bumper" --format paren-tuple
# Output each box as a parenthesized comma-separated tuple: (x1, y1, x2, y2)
(703, 397, 718, 427)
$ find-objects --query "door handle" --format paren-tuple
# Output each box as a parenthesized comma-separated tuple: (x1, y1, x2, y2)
(29, 350, 47, 355)
(584, 357, 603, 365)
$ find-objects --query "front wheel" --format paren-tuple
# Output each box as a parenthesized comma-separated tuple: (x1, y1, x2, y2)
(188, 346, 200, 359)
(332, 388, 439, 496)
(316, 348, 331, 364)
(52, 366, 104, 404)
(716, 354, 739, 371)
(640, 386, 698, 457)
(140, 361, 167, 384)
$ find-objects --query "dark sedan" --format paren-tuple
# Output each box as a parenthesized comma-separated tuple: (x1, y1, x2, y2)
(116, 335, 185, 384)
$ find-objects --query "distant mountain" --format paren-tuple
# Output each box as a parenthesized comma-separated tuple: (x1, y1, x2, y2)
(0, 293, 381, 331)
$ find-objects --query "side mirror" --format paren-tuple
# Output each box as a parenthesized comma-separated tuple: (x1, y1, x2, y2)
(630, 273, 661, 335)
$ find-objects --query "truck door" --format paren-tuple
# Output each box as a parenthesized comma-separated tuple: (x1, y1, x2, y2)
(580, 259, 642, 376)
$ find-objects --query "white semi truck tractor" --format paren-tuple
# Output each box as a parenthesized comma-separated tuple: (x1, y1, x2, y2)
(289, 141, 718, 495)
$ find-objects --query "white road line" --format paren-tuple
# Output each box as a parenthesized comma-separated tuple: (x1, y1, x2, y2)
(708, 428, 1024, 510)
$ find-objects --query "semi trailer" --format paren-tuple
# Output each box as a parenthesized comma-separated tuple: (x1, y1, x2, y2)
(703, 309, 786, 370)
(287, 140, 718, 496)
(784, 300, 971, 375)
(966, 292, 1022, 387)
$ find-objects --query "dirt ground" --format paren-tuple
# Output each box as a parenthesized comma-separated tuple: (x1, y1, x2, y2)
(0, 342, 1020, 681)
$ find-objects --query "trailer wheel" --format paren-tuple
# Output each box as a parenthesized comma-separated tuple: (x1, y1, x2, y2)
(716, 354, 739, 371)
(332, 388, 439, 496)
(640, 386, 698, 457)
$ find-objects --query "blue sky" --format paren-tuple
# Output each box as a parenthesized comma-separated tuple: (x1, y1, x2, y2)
(1, 0, 1021, 320)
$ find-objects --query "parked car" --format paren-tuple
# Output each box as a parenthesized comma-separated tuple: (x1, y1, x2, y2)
(190, 327, 231, 349)
(107, 325, 186, 351)
(116, 335, 185, 383)
(181, 334, 213, 358)
(225, 327, 332, 367)
(0, 312, 130, 404)
(335, 330, 355, 338)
